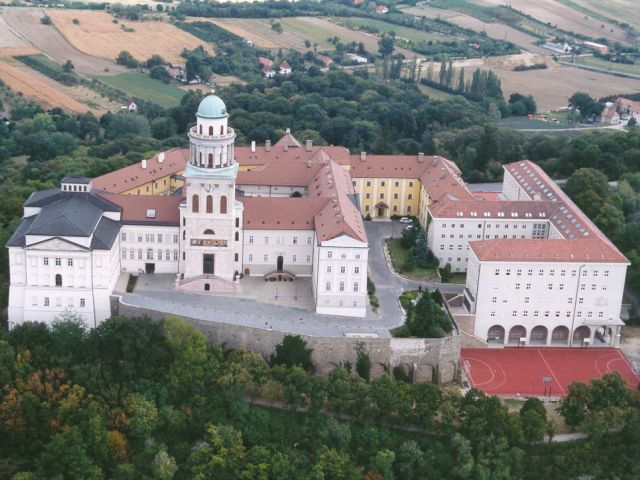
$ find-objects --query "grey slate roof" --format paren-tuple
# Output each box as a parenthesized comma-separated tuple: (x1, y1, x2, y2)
(7, 190, 123, 251)
(62, 176, 92, 184)
(91, 217, 120, 250)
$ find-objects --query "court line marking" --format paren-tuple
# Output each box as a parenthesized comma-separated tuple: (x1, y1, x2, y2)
(462, 354, 508, 391)
(537, 348, 566, 396)
(461, 356, 494, 386)
(614, 350, 640, 380)
(594, 352, 620, 377)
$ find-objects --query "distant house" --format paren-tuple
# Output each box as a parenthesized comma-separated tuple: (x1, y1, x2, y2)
(346, 53, 368, 64)
(317, 55, 333, 67)
(375, 5, 389, 14)
(542, 42, 572, 55)
(616, 97, 640, 118)
(243, 38, 253, 47)
(600, 103, 620, 125)
(279, 60, 292, 75)
(121, 100, 137, 113)
(165, 63, 186, 82)
(262, 66, 276, 78)
(583, 41, 608, 55)
(352, 0, 364, 5)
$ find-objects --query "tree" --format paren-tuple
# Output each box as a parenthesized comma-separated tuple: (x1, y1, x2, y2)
(355, 342, 371, 381)
(63, 60, 75, 73)
(270, 335, 314, 372)
(519, 398, 547, 444)
(402, 247, 416, 272)
(116, 51, 139, 69)
(189, 424, 248, 479)
(414, 228, 429, 268)
(439, 262, 452, 283)
(35, 427, 104, 479)
(568, 92, 602, 118)
(146, 54, 165, 69)
(150, 117, 177, 139)
(40, 15, 52, 25)
(559, 381, 590, 428)
(564, 168, 610, 218)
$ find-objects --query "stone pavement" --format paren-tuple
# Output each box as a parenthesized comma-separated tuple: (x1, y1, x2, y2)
(122, 221, 466, 337)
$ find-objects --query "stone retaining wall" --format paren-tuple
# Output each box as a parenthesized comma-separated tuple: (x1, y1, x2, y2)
(118, 298, 460, 384)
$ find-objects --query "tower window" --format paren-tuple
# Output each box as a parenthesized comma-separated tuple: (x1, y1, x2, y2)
(208, 153, 213, 168)
(206, 195, 213, 214)
(208, 126, 213, 136)
(192, 194, 199, 213)
(220, 195, 227, 214)
(55, 274, 62, 287)
(199, 125, 202, 135)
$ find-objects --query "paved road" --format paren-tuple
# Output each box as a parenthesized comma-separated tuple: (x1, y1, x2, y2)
(123, 221, 465, 337)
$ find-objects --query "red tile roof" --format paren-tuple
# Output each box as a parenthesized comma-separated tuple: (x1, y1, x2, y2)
(469, 238, 628, 264)
(429, 197, 560, 219)
(237, 162, 322, 187)
(236, 145, 351, 165)
(240, 197, 327, 230)
(92, 148, 188, 194)
(97, 192, 182, 225)
(274, 131, 301, 147)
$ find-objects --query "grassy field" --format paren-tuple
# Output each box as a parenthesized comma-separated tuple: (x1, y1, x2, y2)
(387, 239, 438, 281)
(571, 56, 640, 77)
(335, 17, 443, 43)
(98, 72, 185, 108)
(418, 83, 458, 101)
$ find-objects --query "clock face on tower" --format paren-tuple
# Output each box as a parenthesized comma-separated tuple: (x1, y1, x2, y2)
(203, 184, 212, 193)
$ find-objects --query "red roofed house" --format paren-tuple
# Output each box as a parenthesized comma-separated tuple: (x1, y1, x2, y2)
(600, 102, 620, 125)
(375, 5, 389, 14)
(279, 60, 292, 75)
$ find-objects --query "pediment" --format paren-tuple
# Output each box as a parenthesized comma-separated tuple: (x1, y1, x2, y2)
(27, 237, 88, 251)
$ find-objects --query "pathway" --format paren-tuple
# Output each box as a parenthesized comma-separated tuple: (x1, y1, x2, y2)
(122, 221, 465, 337)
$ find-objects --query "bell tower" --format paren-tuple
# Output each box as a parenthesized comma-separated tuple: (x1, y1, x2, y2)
(178, 94, 243, 292)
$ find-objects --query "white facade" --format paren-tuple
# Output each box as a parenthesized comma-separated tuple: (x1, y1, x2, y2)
(119, 226, 180, 274)
(242, 229, 315, 277)
(466, 252, 626, 347)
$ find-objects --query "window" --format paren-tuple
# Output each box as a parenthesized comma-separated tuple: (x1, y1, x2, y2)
(206, 195, 213, 213)
(354, 266, 360, 274)
(44, 257, 49, 266)
(166, 250, 170, 261)
(121, 232, 127, 241)
(381, 181, 385, 187)
(353, 282, 359, 292)
(67, 258, 73, 267)
(325, 281, 331, 291)
(526, 283, 531, 290)
(55, 258, 61, 266)
(327, 266, 332, 273)
(307, 237, 312, 245)
(379, 193, 384, 199)
(559, 284, 564, 290)
(122, 249, 127, 259)
(248, 254, 253, 262)
(80, 298, 85, 307)
(235, 232, 239, 242)
(292, 255, 297, 262)
(173, 234, 179, 243)
(340, 266, 346, 274)
(44, 297, 50, 306)
(145, 234, 154, 243)
(235, 253, 239, 262)
(174, 251, 179, 261)
(491, 296, 497, 303)
(249, 236, 254, 244)
(494, 269, 500, 276)
(157, 250, 163, 261)
(548, 283, 553, 290)
(147, 249, 153, 260)
(293, 236, 298, 245)
(263, 254, 268, 262)
(339, 282, 345, 292)
(220, 196, 227, 214)
(264, 236, 269, 244)
(55, 274, 62, 287)
(327, 251, 333, 259)
(306, 255, 311, 262)
(157, 234, 163, 243)
(524, 297, 530, 304)
(236, 218, 240, 228)
(130, 250, 135, 260)
(192, 194, 199, 213)
(407, 194, 412, 200)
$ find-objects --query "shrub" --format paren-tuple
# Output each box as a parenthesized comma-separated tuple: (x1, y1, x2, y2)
(270, 335, 314, 372)
(40, 15, 52, 25)
(126, 274, 138, 293)
(367, 277, 376, 295)
(72, 18, 80, 25)
(355, 342, 371, 381)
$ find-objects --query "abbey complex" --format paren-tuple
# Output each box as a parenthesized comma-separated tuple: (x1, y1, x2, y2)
(7, 95, 628, 348)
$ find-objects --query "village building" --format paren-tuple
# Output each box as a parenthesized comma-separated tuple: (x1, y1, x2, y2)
(616, 97, 640, 119)
(600, 102, 621, 125)
(279, 60, 292, 75)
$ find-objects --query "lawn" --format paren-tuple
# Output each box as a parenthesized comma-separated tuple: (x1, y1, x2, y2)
(387, 238, 438, 281)
(447, 272, 467, 284)
(418, 83, 457, 101)
(335, 17, 443, 43)
(97, 72, 185, 108)
(571, 56, 640, 78)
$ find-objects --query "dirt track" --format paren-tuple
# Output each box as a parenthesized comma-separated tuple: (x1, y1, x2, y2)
(0, 8, 125, 76)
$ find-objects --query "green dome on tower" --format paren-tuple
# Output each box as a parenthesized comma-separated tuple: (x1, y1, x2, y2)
(196, 94, 228, 119)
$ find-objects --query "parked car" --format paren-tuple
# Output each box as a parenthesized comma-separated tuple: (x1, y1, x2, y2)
(399, 217, 412, 224)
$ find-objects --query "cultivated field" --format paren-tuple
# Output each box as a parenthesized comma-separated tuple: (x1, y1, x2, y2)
(0, 58, 105, 114)
(48, 10, 212, 64)
(477, 0, 630, 43)
(425, 53, 640, 112)
(335, 17, 444, 43)
(208, 17, 415, 57)
(0, 8, 126, 76)
(98, 72, 185, 108)
(572, 55, 640, 77)
(570, 0, 640, 32)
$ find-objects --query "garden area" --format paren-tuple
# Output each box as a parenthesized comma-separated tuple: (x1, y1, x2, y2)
(392, 289, 454, 338)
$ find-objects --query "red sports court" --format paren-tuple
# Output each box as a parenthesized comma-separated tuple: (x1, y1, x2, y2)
(461, 347, 639, 397)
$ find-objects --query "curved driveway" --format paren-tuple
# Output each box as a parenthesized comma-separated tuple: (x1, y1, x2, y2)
(122, 221, 465, 337)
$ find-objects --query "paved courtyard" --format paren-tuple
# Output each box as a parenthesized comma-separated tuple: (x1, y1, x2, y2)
(122, 221, 466, 337)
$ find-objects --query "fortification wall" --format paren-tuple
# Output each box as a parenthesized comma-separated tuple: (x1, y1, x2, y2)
(118, 299, 460, 383)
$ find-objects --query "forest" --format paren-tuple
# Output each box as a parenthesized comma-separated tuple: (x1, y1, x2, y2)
(0, 314, 638, 479)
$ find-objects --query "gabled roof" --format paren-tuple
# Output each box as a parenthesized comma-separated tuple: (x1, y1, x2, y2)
(92, 148, 189, 194)
(428, 197, 560, 219)
(97, 192, 182, 226)
(274, 130, 301, 147)
(237, 161, 322, 187)
(26, 195, 104, 237)
(241, 197, 328, 230)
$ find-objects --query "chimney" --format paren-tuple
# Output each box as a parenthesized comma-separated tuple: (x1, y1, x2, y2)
(283, 141, 289, 152)
(286, 127, 291, 134)
(251, 140, 256, 153)
(265, 140, 271, 151)
(360, 151, 366, 162)
(141, 159, 147, 169)
(439, 167, 445, 179)
(417, 152, 424, 163)
(305, 139, 312, 152)
(306, 160, 311, 168)
(158, 152, 165, 163)
(532, 192, 542, 201)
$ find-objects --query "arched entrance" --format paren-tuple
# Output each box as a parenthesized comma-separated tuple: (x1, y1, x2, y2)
(551, 326, 569, 345)
(276, 255, 284, 272)
(374, 201, 388, 218)
(508, 325, 527, 345)
(573, 326, 591, 345)
(530, 326, 548, 345)
(487, 325, 505, 344)
(204, 283, 210, 291)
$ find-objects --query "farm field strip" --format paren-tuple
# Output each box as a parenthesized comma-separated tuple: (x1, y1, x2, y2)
(570, 55, 640, 77)
(48, 10, 213, 64)
(98, 72, 185, 108)
(0, 58, 99, 114)
(476, 0, 630, 43)
(335, 17, 444, 43)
